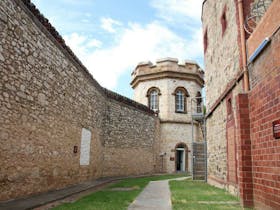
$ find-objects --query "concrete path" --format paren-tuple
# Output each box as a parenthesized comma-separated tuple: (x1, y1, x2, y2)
(128, 177, 189, 210)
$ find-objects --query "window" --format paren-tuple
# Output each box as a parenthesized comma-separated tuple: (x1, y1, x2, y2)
(203, 29, 208, 53)
(227, 97, 232, 115)
(147, 87, 161, 112)
(221, 6, 227, 36)
(150, 90, 158, 111)
(173, 87, 189, 113)
(196, 92, 202, 113)
(176, 90, 185, 112)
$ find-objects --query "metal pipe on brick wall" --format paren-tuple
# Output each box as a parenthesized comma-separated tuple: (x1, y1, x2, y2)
(238, 0, 250, 91)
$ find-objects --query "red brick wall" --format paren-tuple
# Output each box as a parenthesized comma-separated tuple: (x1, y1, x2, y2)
(247, 0, 280, 56)
(236, 93, 254, 207)
(247, 28, 280, 209)
(226, 94, 238, 185)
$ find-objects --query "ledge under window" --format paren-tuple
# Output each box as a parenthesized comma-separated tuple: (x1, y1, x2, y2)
(175, 110, 187, 114)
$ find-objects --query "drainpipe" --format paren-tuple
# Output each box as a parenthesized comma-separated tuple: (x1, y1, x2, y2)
(238, 0, 250, 91)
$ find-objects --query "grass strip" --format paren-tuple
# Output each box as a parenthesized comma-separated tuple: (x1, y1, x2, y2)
(170, 179, 251, 210)
(53, 174, 186, 210)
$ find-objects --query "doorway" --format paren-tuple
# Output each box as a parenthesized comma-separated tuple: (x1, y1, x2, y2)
(175, 143, 187, 172)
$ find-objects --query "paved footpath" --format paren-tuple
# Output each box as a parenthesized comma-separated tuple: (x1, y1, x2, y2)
(128, 177, 189, 210)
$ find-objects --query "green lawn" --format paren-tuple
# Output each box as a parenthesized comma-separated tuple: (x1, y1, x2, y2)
(52, 174, 186, 210)
(170, 180, 250, 210)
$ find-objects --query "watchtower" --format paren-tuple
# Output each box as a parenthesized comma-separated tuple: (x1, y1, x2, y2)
(131, 58, 204, 173)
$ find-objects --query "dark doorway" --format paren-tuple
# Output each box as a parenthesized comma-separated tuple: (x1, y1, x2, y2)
(176, 149, 184, 171)
(175, 143, 188, 172)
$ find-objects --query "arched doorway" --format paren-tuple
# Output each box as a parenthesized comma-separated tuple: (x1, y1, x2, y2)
(175, 143, 188, 172)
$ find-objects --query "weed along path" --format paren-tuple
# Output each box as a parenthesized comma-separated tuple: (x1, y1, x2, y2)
(128, 177, 188, 210)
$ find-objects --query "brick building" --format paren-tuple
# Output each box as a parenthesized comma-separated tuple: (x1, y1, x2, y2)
(202, 0, 280, 208)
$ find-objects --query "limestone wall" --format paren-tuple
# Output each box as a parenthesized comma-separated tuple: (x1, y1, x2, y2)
(102, 90, 159, 177)
(160, 123, 198, 173)
(206, 82, 243, 193)
(202, 0, 245, 194)
(202, 0, 241, 109)
(0, 0, 159, 201)
(132, 59, 204, 173)
(133, 78, 202, 121)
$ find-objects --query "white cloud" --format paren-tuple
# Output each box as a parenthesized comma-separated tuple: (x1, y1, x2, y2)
(64, 33, 102, 58)
(63, 22, 203, 90)
(150, 0, 204, 24)
(64, 33, 87, 56)
(88, 39, 103, 48)
(100, 17, 122, 33)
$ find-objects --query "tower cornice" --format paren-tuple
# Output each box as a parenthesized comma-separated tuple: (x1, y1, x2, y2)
(131, 58, 204, 88)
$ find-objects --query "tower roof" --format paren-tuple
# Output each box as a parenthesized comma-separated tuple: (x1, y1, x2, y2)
(131, 58, 204, 88)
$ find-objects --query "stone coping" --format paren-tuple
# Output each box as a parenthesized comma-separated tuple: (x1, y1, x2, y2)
(103, 88, 155, 115)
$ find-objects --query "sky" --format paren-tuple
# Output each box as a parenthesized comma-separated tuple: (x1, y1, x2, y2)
(32, 0, 204, 98)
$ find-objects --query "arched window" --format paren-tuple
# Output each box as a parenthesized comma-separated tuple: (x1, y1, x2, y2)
(176, 90, 185, 112)
(173, 87, 189, 113)
(147, 87, 161, 112)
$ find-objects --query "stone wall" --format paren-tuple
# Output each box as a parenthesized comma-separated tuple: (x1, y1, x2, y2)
(160, 123, 197, 173)
(133, 78, 202, 122)
(0, 0, 159, 201)
(202, 0, 244, 194)
(131, 59, 204, 173)
(206, 102, 227, 186)
(202, 0, 241, 109)
(102, 89, 160, 177)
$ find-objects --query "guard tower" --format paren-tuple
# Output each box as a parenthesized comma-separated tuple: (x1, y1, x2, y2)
(131, 58, 204, 174)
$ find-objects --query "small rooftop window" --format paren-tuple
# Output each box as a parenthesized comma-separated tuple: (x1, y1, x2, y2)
(221, 6, 227, 36)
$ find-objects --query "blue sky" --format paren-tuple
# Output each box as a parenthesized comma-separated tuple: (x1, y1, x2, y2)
(32, 0, 204, 98)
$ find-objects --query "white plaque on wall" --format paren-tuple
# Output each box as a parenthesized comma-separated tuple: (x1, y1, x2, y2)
(80, 128, 92, 165)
